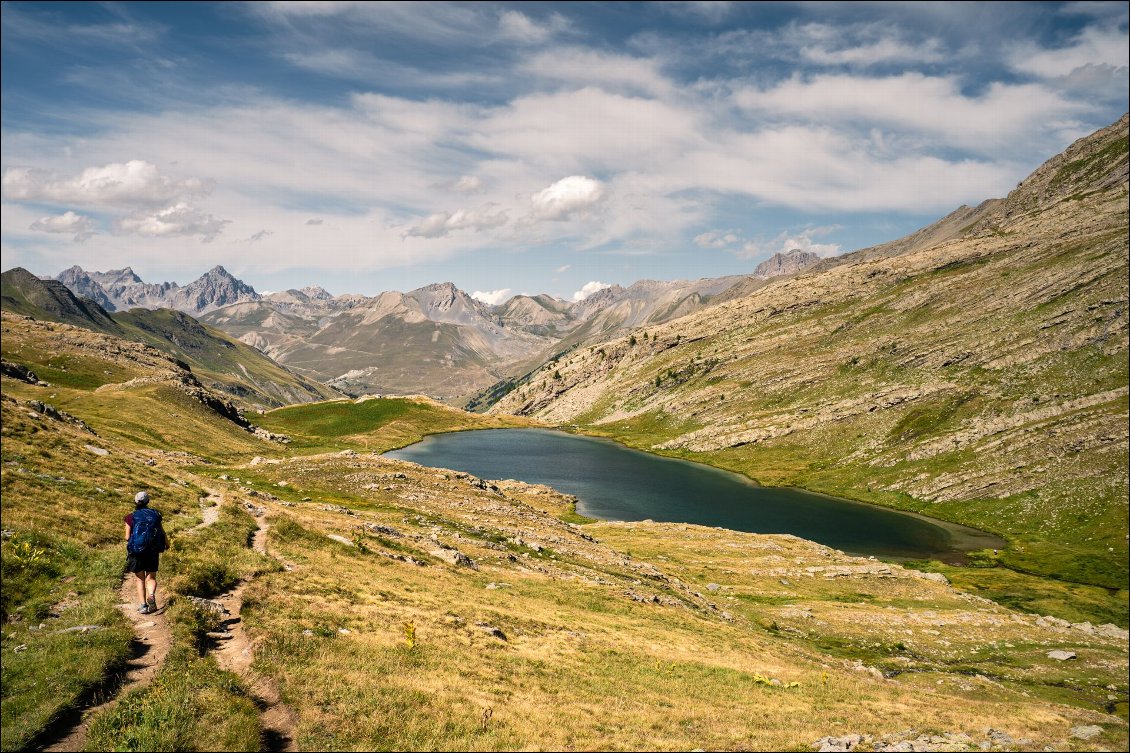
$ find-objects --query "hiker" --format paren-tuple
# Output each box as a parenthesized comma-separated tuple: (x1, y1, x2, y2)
(124, 491, 168, 614)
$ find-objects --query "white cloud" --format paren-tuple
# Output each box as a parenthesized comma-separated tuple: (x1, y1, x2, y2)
(1008, 26, 1129, 79)
(118, 202, 228, 240)
(498, 10, 564, 44)
(450, 175, 483, 193)
(572, 281, 611, 301)
(29, 211, 97, 242)
(405, 204, 508, 239)
(2, 160, 211, 208)
(305, 218, 324, 225)
(554, 264, 571, 274)
(471, 288, 512, 305)
(249, 229, 273, 243)
(530, 176, 604, 221)
(733, 73, 1084, 153)
(470, 88, 701, 173)
(521, 48, 672, 97)
(737, 227, 842, 261)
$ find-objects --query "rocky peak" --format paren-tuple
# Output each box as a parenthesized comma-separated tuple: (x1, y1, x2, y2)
(173, 266, 259, 314)
(90, 267, 145, 287)
(55, 266, 115, 311)
(415, 281, 459, 304)
(754, 249, 820, 279)
(300, 285, 333, 301)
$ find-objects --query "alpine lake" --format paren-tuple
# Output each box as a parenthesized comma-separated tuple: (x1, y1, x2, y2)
(386, 428, 1004, 562)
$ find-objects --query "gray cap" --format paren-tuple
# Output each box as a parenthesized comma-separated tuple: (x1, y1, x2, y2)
(134, 491, 150, 506)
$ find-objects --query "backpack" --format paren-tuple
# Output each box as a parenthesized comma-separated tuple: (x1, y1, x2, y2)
(128, 508, 165, 555)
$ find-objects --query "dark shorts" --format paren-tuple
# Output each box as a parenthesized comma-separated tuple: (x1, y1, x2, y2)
(125, 551, 160, 573)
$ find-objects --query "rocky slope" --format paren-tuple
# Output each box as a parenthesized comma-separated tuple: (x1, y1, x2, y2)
(489, 114, 1130, 587)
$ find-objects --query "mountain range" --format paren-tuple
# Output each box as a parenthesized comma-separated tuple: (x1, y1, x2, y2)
(48, 251, 821, 402)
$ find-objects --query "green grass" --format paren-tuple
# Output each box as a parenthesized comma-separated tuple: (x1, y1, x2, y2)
(84, 631, 261, 752)
(0, 546, 134, 752)
(248, 396, 527, 453)
(163, 503, 278, 601)
(905, 560, 1130, 627)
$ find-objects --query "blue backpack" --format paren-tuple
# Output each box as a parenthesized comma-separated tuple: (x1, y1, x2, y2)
(128, 508, 164, 555)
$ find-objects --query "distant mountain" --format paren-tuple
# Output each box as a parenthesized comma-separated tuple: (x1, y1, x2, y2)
(54, 265, 258, 315)
(203, 282, 549, 402)
(753, 249, 820, 278)
(166, 265, 259, 314)
(2, 267, 335, 408)
(494, 294, 574, 337)
(55, 266, 117, 311)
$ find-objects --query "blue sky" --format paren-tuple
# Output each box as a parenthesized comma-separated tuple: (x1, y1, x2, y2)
(2, 1, 1127, 303)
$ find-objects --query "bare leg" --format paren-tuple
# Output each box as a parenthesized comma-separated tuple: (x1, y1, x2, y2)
(135, 572, 147, 605)
(145, 573, 157, 606)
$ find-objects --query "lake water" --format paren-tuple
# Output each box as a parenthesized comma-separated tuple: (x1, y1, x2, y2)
(386, 428, 1004, 561)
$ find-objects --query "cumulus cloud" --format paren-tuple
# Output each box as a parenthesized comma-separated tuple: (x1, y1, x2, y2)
(118, 202, 229, 240)
(404, 203, 508, 239)
(450, 175, 483, 193)
(2, 160, 212, 208)
(470, 288, 512, 305)
(572, 281, 611, 301)
(530, 176, 604, 221)
(29, 211, 97, 242)
(737, 227, 841, 260)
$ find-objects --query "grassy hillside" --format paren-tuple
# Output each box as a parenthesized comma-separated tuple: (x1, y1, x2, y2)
(247, 395, 532, 453)
(113, 308, 337, 408)
(489, 118, 1129, 598)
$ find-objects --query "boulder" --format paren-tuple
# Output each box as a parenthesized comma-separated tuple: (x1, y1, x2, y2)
(1070, 725, 1103, 740)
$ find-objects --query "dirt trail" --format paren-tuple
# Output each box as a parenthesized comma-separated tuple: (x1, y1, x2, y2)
(209, 516, 300, 751)
(42, 493, 223, 753)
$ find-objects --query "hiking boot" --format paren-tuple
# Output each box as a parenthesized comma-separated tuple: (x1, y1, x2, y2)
(138, 603, 151, 614)
(147, 596, 157, 612)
